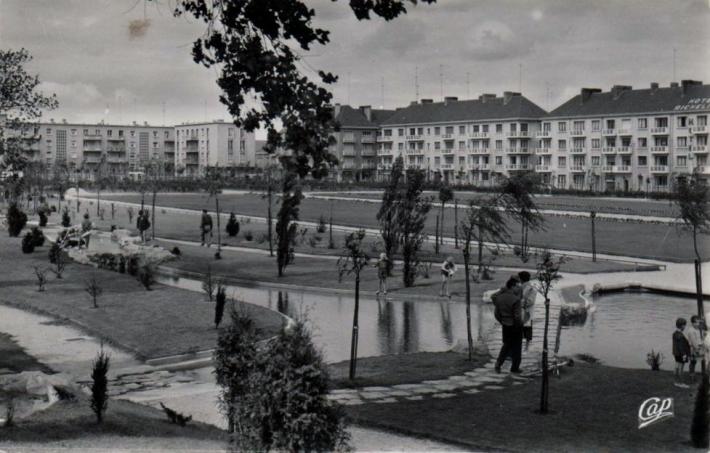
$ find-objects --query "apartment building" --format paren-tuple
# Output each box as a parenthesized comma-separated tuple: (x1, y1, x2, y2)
(331, 105, 395, 181)
(17, 119, 175, 179)
(545, 80, 710, 191)
(172, 120, 256, 177)
(377, 92, 547, 185)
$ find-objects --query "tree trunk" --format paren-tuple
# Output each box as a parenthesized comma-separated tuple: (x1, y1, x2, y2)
(96, 189, 100, 216)
(435, 215, 440, 255)
(151, 191, 157, 240)
(349, 274, 360, 380)
(694, 229, 705, 375)
(540, 297, 550, 414)
(440, 202, 445, 246)
(591, 211, 597, 262)
(267, 185, 273, 257)
(478, 224, 484, 270)
(464, 246, 473, 361)
(216, 196, 222, 259)
(454, 199, 459, 249)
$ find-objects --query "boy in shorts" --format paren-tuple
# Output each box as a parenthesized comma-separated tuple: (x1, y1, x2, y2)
(673, 317, 691, 387)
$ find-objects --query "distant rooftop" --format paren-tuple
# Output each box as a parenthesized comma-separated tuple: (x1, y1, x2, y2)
(334, 105, 396, 129)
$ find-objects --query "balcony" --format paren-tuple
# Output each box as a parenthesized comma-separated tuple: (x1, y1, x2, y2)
(184, 157, 199, 165)
(506, 164, 530, 171)
(107, 146, 126, 153)
(534, 148, 551, 155)
(472, 164, 491, 171)
(440, 163, 454, 170)
(650, 165, 670, 173)
(84, 132, 102, 138)
(441, 148, 456, 155)
(342, 149, 356, 157)
(361, 149, 377, 157)
(83, 156, 103, 164)
(650, 127, 668, 135)
(618, 129, 633, 136)
(107, 137, 124, 142)
(694, 166, 710, 174)
(83, 147, 102, 154)
(470, 148, 489, 154)
(603, 165, 631, 173)
(650, 146, 668, 154)
(602, 129, 616, 135)
(106, 156, 126, 164)
(570, 147, 586, 154)
(377, 135, 393, 142)
(691, 145, 708, 153)
(570, 165, 586, 172)
(570, 129, 585, 137)
(441, 133, 454, 140)
(602, 147, 617, 154)
(506, 148, 530, 154)
(405, 135, 423, 141)
(469, 132, 489, 139)
(535, 131, 551, 138)
(185, 136, 198, 142)
(506, 131, 530, 138)
(342, 135, 355, 143)
(691, 125, 708, 134)
(616, 146, 632, 154)
(535, 165, 551, 172)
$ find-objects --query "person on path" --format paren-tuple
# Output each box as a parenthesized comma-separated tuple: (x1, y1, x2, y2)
(440, 256, 457, 298)
(200, 209, 213, 247)
(518, 271, 538, 350)
(374, 253, 390, 297)
(492, 277, 524, 373)
(687, 315, 707, 381)
(81, 212, 92, 248)
(136, 209, 151, 243)
(673, 317, 691, 387)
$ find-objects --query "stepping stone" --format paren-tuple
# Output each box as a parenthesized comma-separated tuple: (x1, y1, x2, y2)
(512, 381, 524, 386)
(373, 398, 398, 404)
(422, 379, 451, 385)
(447, 375, 470, 381)
(388, 390, 412, 397)
(464, 389, 481, 395)
(405, 395, 424, 401)
(464, 371, 485, 377)
(411, 387, 438, 395)
(330, 388, 357, 395)
(456, 380, 483, 388)
(432, 393, 456, 399)
(483, 385, 506, 390)
(341, 399, 364, 406)
(473, 376, 503, 383)
(359, 391, 388, 399)
(361, 386, 391, 392)
(392, 384, 424, 390)
(432, 384, 459, 391)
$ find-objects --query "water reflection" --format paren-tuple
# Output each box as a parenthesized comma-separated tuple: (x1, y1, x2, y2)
(157, 274, 495, 363)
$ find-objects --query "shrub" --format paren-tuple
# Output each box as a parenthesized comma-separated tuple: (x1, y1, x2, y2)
(256, 233, 267, 244)
(244, 230, 253, 241)
(61, 208, 71, 228)
(21, 232, 35, 253)
(226, 215, 240, 237)
(171, 246, 181, 256)
(316, 215, 327, 233)
(692, 373, 710, 448)
(117, 256, 126, 274)
(48, 242, 61, 264)
(33, 266, 49, 292)
(126, 256, 140, 276)
(30, 227, 45, 247)
(214, 284, 227, 328)
(38, 211, 48, 227)
(159, 403, 192, 427)
(138, 263, 156, 290)
(6, 203, 28, 237)
(3, 399, 15, 427)
(308, 236, 318, 248)
(90, 348, 110, 424)
(646, 350, 663, 371)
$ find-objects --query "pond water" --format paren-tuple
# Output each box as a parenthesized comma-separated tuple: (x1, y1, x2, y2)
(157, 275, 495, 363)
(558, 291, 709, 371)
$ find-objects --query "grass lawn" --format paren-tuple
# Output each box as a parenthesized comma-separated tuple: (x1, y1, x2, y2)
(328, 351, 487, 389)
(0, 333, 53, 374)
(99, 192, 708, 262)
(346, 362, 702, 452)
(0, 395, 227, 450)
(0, 233, 284, 360)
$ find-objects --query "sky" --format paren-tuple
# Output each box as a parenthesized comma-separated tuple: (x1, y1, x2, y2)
(1, 0, 709, 138)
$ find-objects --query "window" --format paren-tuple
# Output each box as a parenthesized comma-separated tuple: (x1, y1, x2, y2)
(557, 175, 566, 187)
(164, 131, 169, 139)
(510, 123, 517, 132)
(398, 143, 404, 151)
(228, 128, 234, 137)
(71, 140, 76, 148)
(473, 125, 480, 133)
(434, 127, 441, 135)
(677, 137, 688, 147)
(655, 117, 668, 128)
(638, 118, 647, 129)
(417, 127, 424, 135)
(434, 142, 441, 150)
(638, 137, 647, 148)
(557, 156, 566, 168)
(638, 156, 647, 166)
(677, 156, 687, 167)
(384, 129, 392, 137)
(678, 116, 688, 128)
(591, 120, 601, 131)
(558, 140, 567, 150)
(591, 139, 601, 149)
(119, 130, 124, 138)
(496, 156, 502, 165)
(458, 125, 466, 135)
(445, 126, 454, 135)
(605, 119, 615, 130)
(398, 128, 404, 137)
(591, 156, 600, 166)
(107, 130, 113, 137)
(495, 140, 503, 150)
(558, 122, 567, 132)
(698, 116, 707, 126)
(482, 125, 489, 133)
(496, 124, 503, 133)
(95, 129, 101, 136)
(46, 128, 52, 134)
(70, 129, 77, 136)
(543, 122, 551, 132)
(153, 131, 158, 138)
(458, 141, 466, 149)
(409, 128, 416, 136)
(573, 121, 584, 131)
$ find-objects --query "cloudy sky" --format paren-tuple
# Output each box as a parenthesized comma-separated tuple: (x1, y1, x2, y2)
(1, 0, 709, 137)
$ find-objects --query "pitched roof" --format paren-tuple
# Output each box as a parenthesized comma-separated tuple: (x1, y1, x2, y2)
(549, 82, 710, 118)
(334, 105, 395, 128)
(380, 95, 547, 126)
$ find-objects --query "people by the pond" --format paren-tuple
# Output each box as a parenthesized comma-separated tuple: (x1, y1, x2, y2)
(518, 271, 538, 351)
(687, 315, 707, 381)
(492, 276, 524, 374)
(439, 256, 457, 298)
(136, 209, 151, 243)
(673, 317, 691, 387)
(81, 212, 92, 248)
(200, 209, 213, 247)
(375, 253, 390, 297)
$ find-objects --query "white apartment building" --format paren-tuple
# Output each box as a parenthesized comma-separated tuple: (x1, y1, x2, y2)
(544, 80, 710, 191)
(377, 92, 548, 185)
(174, 120, 256, 177)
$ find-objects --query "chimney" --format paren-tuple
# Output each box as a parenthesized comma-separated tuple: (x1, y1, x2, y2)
(132, 121, 137, 126)
(421, 99, 433, 104)
(580, 88, 601, 103)
(650, 82, 659, 90)
(444, 96, 458, 105)
(61, 118, 67, 124)
(503, 91, 520, 105)
(144, 121, 148, 126)
(410, 101, 419, 106)
(670, 82, 679, 88)
(478, 93, 496, 103)
(50, 118, 55, 123)
(359, 105, 372, 121)
(334, 103, 341, 118)
(681, 79, 702, 96)
(611, 85, 632, 99)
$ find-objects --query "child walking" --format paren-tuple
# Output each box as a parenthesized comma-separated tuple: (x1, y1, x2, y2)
(672, 317, 691, 387)
(375, 253, 389, 297)
(687, 315, 707, 382)
(439, 256, 457, 298)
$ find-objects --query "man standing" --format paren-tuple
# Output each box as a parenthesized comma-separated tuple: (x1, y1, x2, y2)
(200, 209, 213, 247)
(492, 277, 524, 373)
(518, 271, 538, 350)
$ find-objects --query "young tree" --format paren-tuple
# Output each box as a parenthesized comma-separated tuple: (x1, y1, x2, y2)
(438, 184, 454, 246)
(33, 265, 48, 292)
(90, 347, 110, 424)
(460, 198, 511, 360)
(337, 230, 370, 380)
(0, 48, 58, 174)
(202, 264, 216, 302)
(534, 250, 566, 414)
(206, 168, 225, 259)
(499, 172, 545, 260)
(398, 170, 431, 287)
(275, 173, 302, 277)
(85, 274, 103, 308)
(673, 174, 710, 364)
(376, 156, 404, 276)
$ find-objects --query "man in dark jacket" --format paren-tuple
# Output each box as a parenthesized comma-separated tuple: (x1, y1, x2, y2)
(493, 277, 524, 373)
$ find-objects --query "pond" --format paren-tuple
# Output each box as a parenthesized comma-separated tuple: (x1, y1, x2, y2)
(557, 291, 709, 371)
(157, 275, 496, 363)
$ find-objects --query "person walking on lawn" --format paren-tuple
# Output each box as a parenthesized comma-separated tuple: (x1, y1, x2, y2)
(518, 271, 538, 351)
(439, 256, 457, 298)
(672, 317, 691, 387)
(200, 209, 213, 247)
(374, 253, 390, 297)
(81, 212, 93, 248)
(493, 277, 524, 373)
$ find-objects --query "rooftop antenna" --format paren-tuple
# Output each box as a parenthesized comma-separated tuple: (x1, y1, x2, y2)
(439, 64, 444, 99)
(162, 101, 166, 126)
(545, 82, 551, 111)
(466, 72, 470, 98)
(118, 95, 122, 124)
(380, 77, 385, 109)
(518, 63, 523, 93)
(203, 99, 207, 122)
(415, 66, 420, 101)
(673, 48, 677, 83)
(347, 72, 351, 105)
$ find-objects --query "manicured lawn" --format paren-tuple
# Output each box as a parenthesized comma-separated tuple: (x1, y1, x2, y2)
(100, 192, 707, 262)
(0, 395, 227, 450)
(0, 333, 53, 374)
(346, 362, 702, 452)
(0, 233, 284, 360)
(328, 352, 487, 389)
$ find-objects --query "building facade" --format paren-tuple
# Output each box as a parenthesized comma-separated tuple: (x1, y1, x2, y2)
(544, 80, 709, 191)
(377, 92, 547, 185)
(174, 121, 256, 177)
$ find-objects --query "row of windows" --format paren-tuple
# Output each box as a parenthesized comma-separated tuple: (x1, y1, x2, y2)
(44, 128, 172, 139)
(399, 155, 694, 168)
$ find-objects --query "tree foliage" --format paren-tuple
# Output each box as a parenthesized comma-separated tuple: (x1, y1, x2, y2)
(673, 174, 710, 260)
(169, 0, 433, 177)
(377, 156, 404, 275)
(498, 171, 545, 258)
(275, 173, 303, 276)
(90, 348, 110, 424)
(0, 48, 58, 172)
(398, 170, 431, 287)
